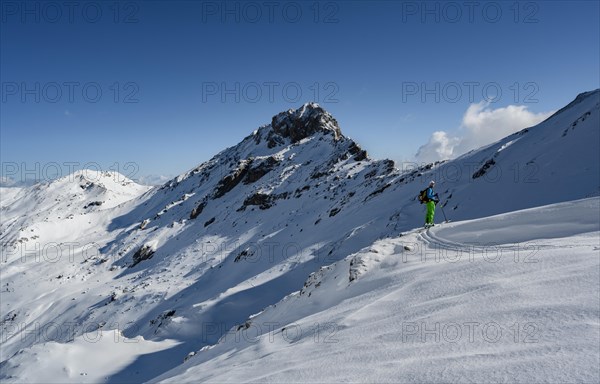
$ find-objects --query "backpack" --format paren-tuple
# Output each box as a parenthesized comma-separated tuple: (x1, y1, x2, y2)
(418, 188, 429, 204)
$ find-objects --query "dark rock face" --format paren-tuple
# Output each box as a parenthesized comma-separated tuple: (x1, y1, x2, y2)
(243, 157, 280, 184)
(211, 156, 282, 200)
(234, 248, 253, 263)
(190, 201, 207, 219)
(472, 158, 496, 179)
(214, 161, 252, 199)
(243, 193, 274, 210)
(83, 201, 103, 209)
(348, 142, 368, 161)
(241, 191, 290, 210)
(267, 103, 342, 147)
(131, 244, 155, 267)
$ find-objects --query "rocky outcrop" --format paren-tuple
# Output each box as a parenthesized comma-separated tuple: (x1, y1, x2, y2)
(213, 160, 252, 198)
(131, 244, 155, 267)
(243, 156, 280, 184)
(267, 103, 342, 147)
(348, 142, 368, 161)
(241, 192, 290, 210)
(472, 158, 496, 179)
(190, 201, 207, 220)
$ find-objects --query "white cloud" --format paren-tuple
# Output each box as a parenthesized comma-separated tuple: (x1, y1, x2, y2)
(135, 174, 173, 186)
(414, 131, 460, 164)
(415, 102, 554, 163)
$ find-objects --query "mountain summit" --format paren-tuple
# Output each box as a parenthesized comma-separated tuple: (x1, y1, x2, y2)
(268, 102, 343, 145)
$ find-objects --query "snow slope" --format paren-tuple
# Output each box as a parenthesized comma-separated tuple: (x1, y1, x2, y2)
(1, 330, 179, 384)
(151, 198, 600, 383)
(3, 198, 597, 383)
(1, 90, 599, 383)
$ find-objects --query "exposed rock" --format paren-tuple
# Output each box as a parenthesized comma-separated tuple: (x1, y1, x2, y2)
(310, 168, 330, 180)
(243, 193, 274, 210)
(150, 310, 176, 333)
(472, 158, 496, 179)
(382, 159, 395, 174)
(294, 185, 310, 198)
(364, 169, 377, 179)
(131, 244, 155, 267)
(83, 201, 103, 209)
(349, 256, 366, 282)
(243, 156, 280, 184)
(235, 321, 252, 331)
(241, 192, 290, 210)
(234, 248, 253, 263)
(184, 351, 196, 362)
(329, 207, 341, 217)
(214, 160, 252, 198)
(268, 103, 343, 146)
(267, 134, 285, 149)
(190, 201, 207, 219)
(348, 142, 368, 161)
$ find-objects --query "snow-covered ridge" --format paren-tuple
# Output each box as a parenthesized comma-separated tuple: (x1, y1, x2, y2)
(1, 169, 149, 213)
(0, 170, 150, 246)
(544, 88, 599, 123)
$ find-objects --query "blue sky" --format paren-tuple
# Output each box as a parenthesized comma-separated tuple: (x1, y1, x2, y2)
(1, 0, 599, 184)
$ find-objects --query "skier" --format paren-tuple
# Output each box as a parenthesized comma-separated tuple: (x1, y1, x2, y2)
(424, 180, 439, 228)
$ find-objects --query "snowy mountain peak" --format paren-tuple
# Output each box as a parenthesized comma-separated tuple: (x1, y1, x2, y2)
(38, 169, 150, 206)
(0, 170, 150, 246)
(50, 169, 142, 192)
(267, 102, 342, 147)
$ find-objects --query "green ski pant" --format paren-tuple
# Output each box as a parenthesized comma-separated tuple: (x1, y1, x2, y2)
(426, 201, 435, 224)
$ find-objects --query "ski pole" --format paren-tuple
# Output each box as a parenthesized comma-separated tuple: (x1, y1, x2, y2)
(439, 202, 448, 222)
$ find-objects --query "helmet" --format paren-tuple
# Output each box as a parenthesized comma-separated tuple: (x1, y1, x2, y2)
(429, 180, 435, 186)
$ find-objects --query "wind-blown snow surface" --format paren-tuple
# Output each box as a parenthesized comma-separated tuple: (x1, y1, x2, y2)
(152, 198, 599, 383)
(1, 91, 599, 383)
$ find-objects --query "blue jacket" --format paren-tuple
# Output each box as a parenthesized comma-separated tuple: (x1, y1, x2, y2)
(426, 187, 437, 201)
